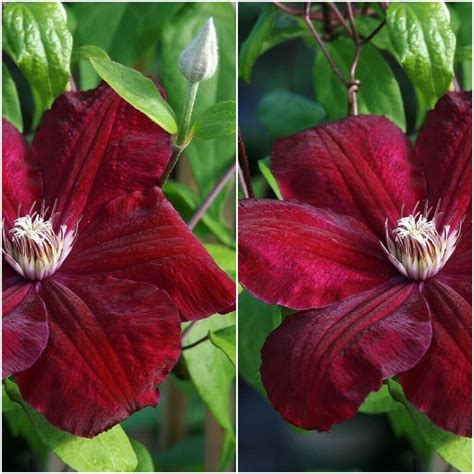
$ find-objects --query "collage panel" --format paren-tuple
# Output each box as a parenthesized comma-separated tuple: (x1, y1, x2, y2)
(3, 2, 237, 472)
(1, 1, 473, 473)
(237, 1, 472, 472)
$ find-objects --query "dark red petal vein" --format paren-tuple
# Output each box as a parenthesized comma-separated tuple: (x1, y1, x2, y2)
(3, 268, 48, 378)
(272, 115, 426, 239)
(416, 92, 472, 228)
(60, 187, 235, 321)
(2, 120, 42, 227)
(438, 221, 471, 304)
(239, 199, 396, 310)
(16, 275, 181, 438)
(261, 280, 431, 431)
(399, 279, 471, 437)
(32, 82, 172, 229)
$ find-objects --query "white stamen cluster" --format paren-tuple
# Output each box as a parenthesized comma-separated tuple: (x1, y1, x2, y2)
(382, 213, 461, 281)
(3, 214, 77, 281)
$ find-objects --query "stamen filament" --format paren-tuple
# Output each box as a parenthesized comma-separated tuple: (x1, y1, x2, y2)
(382, 211, 461, 281)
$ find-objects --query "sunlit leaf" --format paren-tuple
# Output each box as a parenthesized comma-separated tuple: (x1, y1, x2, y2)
(3, 2, 72, 112)
(192, 100, 236, 140)
(130, 439, 154, 472)
(2, 63, 23, 132)
(182, 313, 236, 433)
(386, 2, 456, 109)
(359, 384, 399, 414)
(257, 157, 283, 200)
(4, 379, 138, 472)
(210, 325, 236, 366)
(90, 57, 177, 134)
(388, 379, 472, 472)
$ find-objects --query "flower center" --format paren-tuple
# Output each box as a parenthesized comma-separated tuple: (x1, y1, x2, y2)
(3, 214, 77, 281)
(382, 212, 461, 281)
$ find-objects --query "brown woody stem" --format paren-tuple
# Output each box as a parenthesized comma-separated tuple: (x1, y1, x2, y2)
(188, 161, 236, 230)
(238, 129, 255, 199)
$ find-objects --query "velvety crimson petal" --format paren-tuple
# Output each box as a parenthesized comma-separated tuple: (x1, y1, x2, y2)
(60, 187, 235, 321)
(2, 120, 42, 227)
(261, 280, 431, 431)
(399, 279, 471, 437)
(272, 116, 426, 238)
(239, 199, 395, 310)
(16, 275, 181, 438)
(415, 92, 472, 228)
(438, 221, 471, 303)
(3, 275, 49, 378)
(32, 82, 172, 229)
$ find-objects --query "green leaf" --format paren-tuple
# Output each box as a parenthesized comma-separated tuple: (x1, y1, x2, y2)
(90, 57, 177, 134)
(204, 244, 236, 282)
(192, 100, 236, 140)
(70, 3, 181, 89)
(163, 180, 234, 248)
(72, 3, 180, 67)
(130, 439, 154, 472)
(2, 63, 23, 132)
(258, 90, 325, 138)
(386, 408, 431, 464)
(239, 4, 276, 82)
(219, 430, 236, 471)
(354, 17, 395, 53)
(72, 44, 110, 62)
(359, 384, 399, 414)
(161, 3, 236, 220)
(257, 157, 283, 200)
(238, 291, 282, 396)
(4, 379, 138, 472)
(210, 325, 236, 366)
(388, 379, 472, 472)
(3, 2, 72, 111)
(3, 386, 48, 462)
(314, 37, 406, 131)
(451, 2, 472, 90)
(154, 434, 204, 471)
(182, 312, 236, 432)
(261, 23, 309, 54)
(455, 45, 472, 62)
(386, 2, 456, 109)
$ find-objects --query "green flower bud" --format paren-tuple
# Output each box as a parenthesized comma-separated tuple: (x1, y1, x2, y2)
(179, 17, 218, 84)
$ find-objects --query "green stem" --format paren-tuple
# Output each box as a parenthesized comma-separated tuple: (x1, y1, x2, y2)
(158, 81, 200, 187)
(181, 333, 210, 351)
(178, 81, 199, 145)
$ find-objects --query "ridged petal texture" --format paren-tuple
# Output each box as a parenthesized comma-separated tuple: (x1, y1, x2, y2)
(16, 276, 181, 438)
(261, 281, 431, 431)
(416, 91, 472, 228)
(61, 187, 236, 321)
(239, 199, 395, 310)
(399, 280, 472, 437)
(272, 115, 426, 239)
(2, 120, 42, 227)
(32, 82, 173, 229)
(3, 266, 48, 378)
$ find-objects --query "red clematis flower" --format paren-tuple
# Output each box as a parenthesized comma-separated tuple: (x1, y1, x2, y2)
(3, 83, 235, 438)
(239, 92, 471, 437)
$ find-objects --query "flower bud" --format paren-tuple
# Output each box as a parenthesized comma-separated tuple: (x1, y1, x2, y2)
(179, 17, 218, 84)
